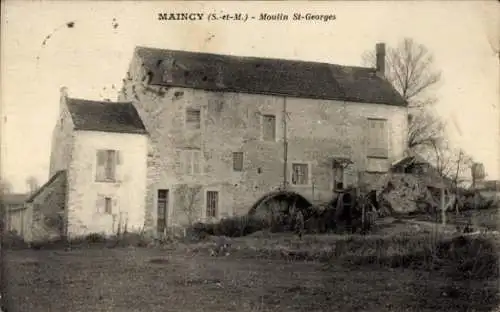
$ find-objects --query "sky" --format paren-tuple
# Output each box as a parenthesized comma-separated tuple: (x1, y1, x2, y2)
(1, 1, 499, 193)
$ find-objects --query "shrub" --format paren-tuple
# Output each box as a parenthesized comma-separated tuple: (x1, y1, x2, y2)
(27, 231, 155, 250)
(215, 215, 269, 237)
(84, 233, 107, 243)
(186, 222, 215, 240)
(340, 234, 498, 281)
(187, 215, 270, 238)
(107, 232, 153, 248)
(2, 230, 28, 249)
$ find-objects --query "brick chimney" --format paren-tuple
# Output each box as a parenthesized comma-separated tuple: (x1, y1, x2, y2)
(59, 86, 69, 109)
(215, 63, 225, 88)
(60, 86, 68, 99)
(376, 43, 386, 76)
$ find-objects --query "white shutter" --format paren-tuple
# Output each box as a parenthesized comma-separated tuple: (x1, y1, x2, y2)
(193, 151, 200, 174)
(96, 150, 106, 181)
(96, 194, 105, 214)
(380, 120, 388, 155)
(175, 150, 182, 173)
(367, 119, 388, 158)
(112, 198, 119, 215)
(185, 150, 193, 174)
(115, 150, 123, 182)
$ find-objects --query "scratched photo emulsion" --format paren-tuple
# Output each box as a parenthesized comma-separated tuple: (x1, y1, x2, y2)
(1, 1, 499, 311)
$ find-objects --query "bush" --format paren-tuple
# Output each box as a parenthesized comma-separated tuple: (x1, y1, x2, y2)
(459, 192, 495, 211)
(341, 234, 498, 281)
(28, 231, 155, 250)
(107, 232, 153, 248)
(85, 233, 107, 243)
(186, 222, 215, 240)
(216, 215, 269, 237)
(187, 215, 270, 238)
(2, 230, 29, 249)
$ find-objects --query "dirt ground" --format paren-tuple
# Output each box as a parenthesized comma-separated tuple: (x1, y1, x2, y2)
(3, 245, 498, 312)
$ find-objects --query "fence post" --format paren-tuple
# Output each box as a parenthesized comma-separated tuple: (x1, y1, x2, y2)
(441, 187, 446, 228)
(311, 181, 315, 202)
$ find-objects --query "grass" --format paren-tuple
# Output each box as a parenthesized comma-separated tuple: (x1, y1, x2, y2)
(2, 220, 499, 312)
(409, 206, 499, 231)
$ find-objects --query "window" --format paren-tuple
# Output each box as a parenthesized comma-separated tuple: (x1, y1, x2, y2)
(96, 150, 121, 182)
(206, 191, 219, 218)
(291, 163, 310, 185)
(181, 149, 201, 175)
(262, 114, 276, 141)
(333, 166, 344, 190)
(162, 70, 172, 83)
(232, 152, 244, 171)
(367, 118, 388, 158)
(186, 109, 201, 129)
(104, 197, 113, 214)
(144, 71, 153, 85)
(157, 189, 169, 234)
(96, 195, 114, 215)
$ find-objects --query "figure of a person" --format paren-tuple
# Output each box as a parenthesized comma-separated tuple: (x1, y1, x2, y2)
(295, 209, 304, 239)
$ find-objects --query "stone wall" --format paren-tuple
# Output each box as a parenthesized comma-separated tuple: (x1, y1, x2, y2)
(66, 131, 148, 237)
(118, 58, 408, 230)
(49, 91, 75, 178)
(29, 171, 67, 243)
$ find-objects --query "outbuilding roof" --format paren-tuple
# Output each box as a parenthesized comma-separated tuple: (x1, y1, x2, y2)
(66, 98, 147, 134)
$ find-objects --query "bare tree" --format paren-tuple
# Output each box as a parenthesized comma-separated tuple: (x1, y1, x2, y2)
(177, 184, 202, 226)
(450, 149, 473, 188)
(429, 139, 473, 185)
(429, 139, 452, 178)
(26, 176, 40, 195)
(362, 38, 443, 151)
(408, 108, 445, 152)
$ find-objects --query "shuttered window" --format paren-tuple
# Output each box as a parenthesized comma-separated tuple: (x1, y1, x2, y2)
(96, 195, 114, 215)
(262, 115, 276, 141)
(206, 191, 219, 218)
(333, 166, 344, 190)
(232, 152, 244, 171)
(157, 189, 169, 234)
(192, 150, 201, 174)
(291, 163, 309, 185)
(180, 149, 201, 175)
(104, 197, 112, 214)
(367, 118, 389, 158)
(186, 109, 201, 129)
(96, 150, 121, 182)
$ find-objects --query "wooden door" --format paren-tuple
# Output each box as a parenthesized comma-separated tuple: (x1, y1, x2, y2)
(157, 189, 169, 234)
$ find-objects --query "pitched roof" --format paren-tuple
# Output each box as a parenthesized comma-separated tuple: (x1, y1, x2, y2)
(2, 193, 28, 205)
(134, 46, 407, 106)
(26, 170, 66, 203)
(477, 180, 500, 192)
(66, 98, 147, 134)
(391, 152, 430, 172)
(390, 152, 453, 189)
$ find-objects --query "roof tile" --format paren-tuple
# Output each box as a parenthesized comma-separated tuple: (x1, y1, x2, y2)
(134, 46, 407, 106)
(66, 98, 147, 134)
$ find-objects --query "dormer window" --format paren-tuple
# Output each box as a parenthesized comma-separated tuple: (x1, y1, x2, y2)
(186, 109, 201, 130)
(162, 70, 173, 83)
(215, 63, 224, 88)
(408, 113, 413, 124)
(143, 71, 153, 85)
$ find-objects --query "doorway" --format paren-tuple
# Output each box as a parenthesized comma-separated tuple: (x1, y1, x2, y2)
(157, 189, 169, 234)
